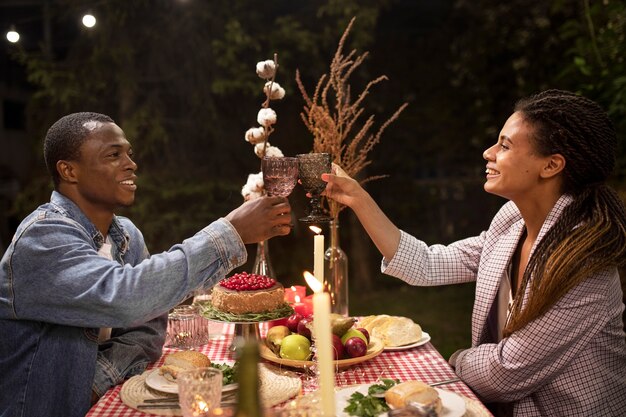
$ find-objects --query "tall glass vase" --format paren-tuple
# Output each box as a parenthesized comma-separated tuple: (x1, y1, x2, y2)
(252, 239, 275, 279)
(324, 219, 349, 316)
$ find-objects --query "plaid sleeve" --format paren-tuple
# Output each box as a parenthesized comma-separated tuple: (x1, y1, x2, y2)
(382, 229, 485, 286)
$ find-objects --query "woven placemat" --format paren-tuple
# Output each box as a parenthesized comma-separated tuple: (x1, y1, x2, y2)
(120, 364, 302, 414)
(259, 363, 302, 407)
(120, 373, 181, 416)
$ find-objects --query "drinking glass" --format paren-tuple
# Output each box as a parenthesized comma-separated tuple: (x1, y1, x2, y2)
(262, 156, 299, 197)
(296, 152, 332, 223)
(178, 367, 223, 417)
(165, 305, 209, 349)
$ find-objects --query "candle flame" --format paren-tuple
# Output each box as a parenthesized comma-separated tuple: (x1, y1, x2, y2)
(191, 397, 209, 413)
(309, 226, 322, 234)
(290, 285, 296, 291)
(303, 271, 322, 293)
(295, 295, 301, 303)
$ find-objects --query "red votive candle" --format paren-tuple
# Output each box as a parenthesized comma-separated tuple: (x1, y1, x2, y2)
(284, 285, 307, 303)
(292, 294, 314, 317)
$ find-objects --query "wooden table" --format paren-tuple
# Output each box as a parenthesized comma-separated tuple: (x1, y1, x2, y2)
(87, 322, 492, 417)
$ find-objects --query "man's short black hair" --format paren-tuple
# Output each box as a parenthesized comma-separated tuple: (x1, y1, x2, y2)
(44, 112, 115, 188)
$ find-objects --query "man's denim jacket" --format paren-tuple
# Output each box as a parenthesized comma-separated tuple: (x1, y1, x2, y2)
(0, 191, 246, 417)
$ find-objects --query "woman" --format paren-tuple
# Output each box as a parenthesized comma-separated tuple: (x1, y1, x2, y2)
(322, 90, 626, 416)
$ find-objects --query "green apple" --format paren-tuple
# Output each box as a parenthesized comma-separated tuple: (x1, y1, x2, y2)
(279, 334, 312, 361)
(341, 328, 368, 345)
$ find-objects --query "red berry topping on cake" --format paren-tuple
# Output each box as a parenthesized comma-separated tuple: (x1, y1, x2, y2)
(219, 272, 277, 291)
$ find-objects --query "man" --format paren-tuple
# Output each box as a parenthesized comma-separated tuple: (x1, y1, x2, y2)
(0, 112, 292, 417)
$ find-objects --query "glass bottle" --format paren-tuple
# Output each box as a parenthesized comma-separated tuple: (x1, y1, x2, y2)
(233, 340, 262, 417)
(324, 219, 349, 316)
(252, 239, 275, 279)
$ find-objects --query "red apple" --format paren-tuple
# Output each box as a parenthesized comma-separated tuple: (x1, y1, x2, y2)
(331, 334, 345, 360)
(356, 327, 370, 344)
(297, 316, 313, 340)
(344, 336, 368, 358)
(286, 313, 303, 333)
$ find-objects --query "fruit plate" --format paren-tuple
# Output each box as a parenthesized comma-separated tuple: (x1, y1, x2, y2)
(259, 336, 384, 369)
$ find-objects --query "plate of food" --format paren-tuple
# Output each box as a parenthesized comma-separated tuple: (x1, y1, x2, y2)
(383, 331, 431, 351)
(259, 336, 384, 370)
(358, 315, 426, 350)
(145, 351, 238, 394)
(336, 380, 466, 417)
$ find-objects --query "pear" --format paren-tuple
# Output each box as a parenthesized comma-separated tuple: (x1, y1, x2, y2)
(266, 325, 291, 355)
(330, 313, 357, 337)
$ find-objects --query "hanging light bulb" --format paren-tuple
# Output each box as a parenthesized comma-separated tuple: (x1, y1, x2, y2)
(6, 26, 20, 43)
(82, 13, 96, 28)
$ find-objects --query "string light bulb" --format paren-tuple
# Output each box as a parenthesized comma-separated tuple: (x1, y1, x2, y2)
(82, 13, 96, 28)
(6, 25, 20, 43)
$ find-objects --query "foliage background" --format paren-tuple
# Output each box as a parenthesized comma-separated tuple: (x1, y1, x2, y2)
(4, 0, 625, 356)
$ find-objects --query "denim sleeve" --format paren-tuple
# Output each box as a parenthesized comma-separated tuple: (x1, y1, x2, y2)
(92, 312, 167, 396)
(6, 217, 246, 326)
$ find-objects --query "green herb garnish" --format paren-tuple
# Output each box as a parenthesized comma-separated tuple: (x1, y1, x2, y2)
(197, 301, 294, 323)
(368, 378, 399, 396)
(344, 379, 399, 417)
(210, 362, 238, 385)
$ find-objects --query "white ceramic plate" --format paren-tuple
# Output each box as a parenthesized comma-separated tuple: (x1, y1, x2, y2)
(383, 331, 431, 351)
(336, 383, 466, 417)
(145, 364, 238, 394)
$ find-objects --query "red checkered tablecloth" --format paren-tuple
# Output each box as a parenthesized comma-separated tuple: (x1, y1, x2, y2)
(87, 322, 492, 417)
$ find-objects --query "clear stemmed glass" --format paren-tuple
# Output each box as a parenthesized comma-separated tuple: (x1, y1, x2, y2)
(262, 156, 299, 197)
(296, 152, 332, 223)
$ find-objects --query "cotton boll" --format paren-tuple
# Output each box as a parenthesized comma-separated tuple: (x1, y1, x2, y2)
(264, 82, 286, 100)
(257, 108, 277, 127)
(256, 60, 276, 79)
(264, 146, 284, 158)
(241, 172, 264, 199)
(254, 142, 268, 158)
(247, 172, 264, 191)
(245, 127, 266, 144)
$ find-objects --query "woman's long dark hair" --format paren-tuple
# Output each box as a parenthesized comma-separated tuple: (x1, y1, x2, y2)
(503, 89, 626, 337)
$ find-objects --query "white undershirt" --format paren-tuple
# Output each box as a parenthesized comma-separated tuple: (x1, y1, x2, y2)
(496, 264, 514, 342)
(97, 236, 113, 342)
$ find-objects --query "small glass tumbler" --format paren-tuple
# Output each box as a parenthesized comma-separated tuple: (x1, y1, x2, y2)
(165, 305, 209, 349)
(178, 367, 223, 417)
(193, 291, 225, 340)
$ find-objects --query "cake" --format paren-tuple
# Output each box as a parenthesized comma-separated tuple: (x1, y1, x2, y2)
(211, 272, 285, 314)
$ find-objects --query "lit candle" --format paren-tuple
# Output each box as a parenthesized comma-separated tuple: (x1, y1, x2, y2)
(304, 271, 335, 417)
(310, 226, 324, 282)
(284, 285, 307, 303)
(291, 295, 314, 317)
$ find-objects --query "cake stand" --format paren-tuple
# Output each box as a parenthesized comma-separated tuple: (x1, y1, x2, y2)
(232, 321, 263, 351)
(196, 300, 294, 352)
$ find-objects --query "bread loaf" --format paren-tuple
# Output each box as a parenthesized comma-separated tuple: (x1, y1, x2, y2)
(159, 350, 211, 382)
(385, 381, 442, 415)
(359, 315, 422, 347)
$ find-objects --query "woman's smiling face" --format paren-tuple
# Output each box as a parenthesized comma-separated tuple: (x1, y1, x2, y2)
(482, 112, 554, 202)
